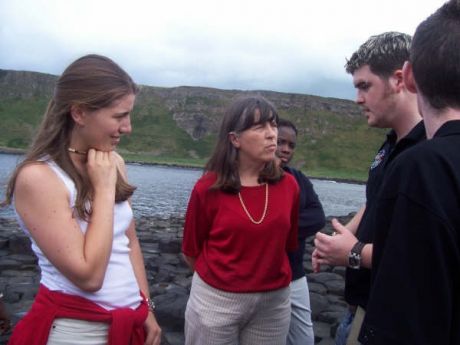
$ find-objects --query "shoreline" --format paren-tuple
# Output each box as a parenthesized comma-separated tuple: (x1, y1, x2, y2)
(0, 147, 26, 155)
(125, 159, 204, 172)
(0, 147, 366, 185)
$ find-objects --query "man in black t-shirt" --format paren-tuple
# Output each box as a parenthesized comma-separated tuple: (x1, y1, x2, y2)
(312, 32, 424, 345)
(359, 2, 460, 344)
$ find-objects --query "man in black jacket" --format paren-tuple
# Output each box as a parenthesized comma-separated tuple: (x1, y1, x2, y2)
(359, 2, 460, 344)
(276, 118, 326, 345)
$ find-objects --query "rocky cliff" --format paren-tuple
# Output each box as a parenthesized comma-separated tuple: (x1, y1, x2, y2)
(0, 69, 382, 179)
(137, 85, 362, 140)
(0, 69, 55, 99)
(0, 69, 360, 139)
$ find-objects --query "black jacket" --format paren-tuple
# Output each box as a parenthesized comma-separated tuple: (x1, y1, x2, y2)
(284, 166, 326, 280)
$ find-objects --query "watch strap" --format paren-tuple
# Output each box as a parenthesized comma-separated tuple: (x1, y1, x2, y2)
(348, 241, 366, 269)
(351, 241, 366, 256)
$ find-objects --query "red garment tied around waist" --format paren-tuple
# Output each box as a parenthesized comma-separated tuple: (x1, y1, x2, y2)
(8, 284, 147, 345)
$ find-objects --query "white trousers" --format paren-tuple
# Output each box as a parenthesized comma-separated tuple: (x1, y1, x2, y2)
(185, 273, 291, 345)
(286, 276, 315, 345)
(46, 318, 108, 345)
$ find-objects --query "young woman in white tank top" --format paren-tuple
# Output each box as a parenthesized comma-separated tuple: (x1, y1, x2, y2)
(4, 55, 161, 345)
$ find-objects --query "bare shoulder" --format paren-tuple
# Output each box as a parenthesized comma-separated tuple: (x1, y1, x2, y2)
(113, 151, 125, 166)
(14, 162, 76, 241)
(113, 151, 128, 180)
(16, 162, 55, 186)
(15, 162, 69, 200)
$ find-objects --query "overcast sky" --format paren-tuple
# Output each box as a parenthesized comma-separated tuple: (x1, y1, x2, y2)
(0, 0, 446, 100)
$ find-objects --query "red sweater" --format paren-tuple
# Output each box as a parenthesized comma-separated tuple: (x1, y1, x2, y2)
(182, 172, 299, 292)
(8, 285, 147, 345)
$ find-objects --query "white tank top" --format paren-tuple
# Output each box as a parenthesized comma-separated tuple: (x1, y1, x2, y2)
(14, 159, 142, 310)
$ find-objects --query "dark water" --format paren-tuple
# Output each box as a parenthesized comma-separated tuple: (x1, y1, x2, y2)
(0, 153, 365, 218)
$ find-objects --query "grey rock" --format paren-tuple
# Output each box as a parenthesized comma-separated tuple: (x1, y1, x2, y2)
(310, 292, 329, 318)
(7, 235, 32, 255)
(316, 337, 336, 345)
(0, 215, 352, 345)
(308, 282, 328, 295)
(154, 293, 188, 332)
(317, 308, 347, 324)
(7, 254, 37, 265)
(163, 332, 185, 345)
(332, 266, 346, 278)
(327, 294, 348, 308)
(323, 279, 345, 295)
(0, 239, 8, 249)
(158, 238, 182, 254)
(307, 272, 344, 285)
(303, 260, 314, 273)
(314, 321, 334, 341)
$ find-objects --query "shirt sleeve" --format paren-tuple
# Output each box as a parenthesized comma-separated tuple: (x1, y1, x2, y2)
(296, 171, 326, 238)
(181, 184, 210, 258)
(359, 194, 458, 345)
(286, 178, 300, 252)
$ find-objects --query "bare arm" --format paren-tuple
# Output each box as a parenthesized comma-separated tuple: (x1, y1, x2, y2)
(119, 158, 161, 345)
(344, 204, 366, 235)
(14, 150, 117, 292)
(360, 243, 372, 268)
(126, 221, 150, 298)
(126, 222, 161, 345)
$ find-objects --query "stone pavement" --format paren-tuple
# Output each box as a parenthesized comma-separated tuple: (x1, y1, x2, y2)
(0, 214, 352, 345)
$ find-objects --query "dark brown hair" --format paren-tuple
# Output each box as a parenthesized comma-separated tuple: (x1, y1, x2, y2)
(345, 31, 411, 78)
(410, 0, 460, 110)
(205, 95, 283, 193)
(3, 54, 138, 219)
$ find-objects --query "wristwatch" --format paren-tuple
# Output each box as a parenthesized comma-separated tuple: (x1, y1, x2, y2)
(348, 241, 366, 269)
(146, 298, 156, 313)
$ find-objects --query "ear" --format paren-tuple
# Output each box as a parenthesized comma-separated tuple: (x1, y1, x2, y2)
(402, 61, 417, 94)
(228, 132, 240, 148)
(390, 68, 404, 92)
(70, 104, 86, 126)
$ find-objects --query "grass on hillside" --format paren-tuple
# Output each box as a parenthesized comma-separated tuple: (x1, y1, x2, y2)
(0, 96, 388, 183)
(0, 98, 48, 148)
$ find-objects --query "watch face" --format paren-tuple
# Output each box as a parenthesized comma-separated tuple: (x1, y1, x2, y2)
(348, 253, 361, 269)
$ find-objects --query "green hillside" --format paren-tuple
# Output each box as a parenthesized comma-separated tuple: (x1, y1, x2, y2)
(0, 69, 386, 181)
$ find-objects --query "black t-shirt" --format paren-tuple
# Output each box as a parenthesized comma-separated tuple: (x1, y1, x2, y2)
(359, 120, 460, 345)
(345, 121, 425, 308)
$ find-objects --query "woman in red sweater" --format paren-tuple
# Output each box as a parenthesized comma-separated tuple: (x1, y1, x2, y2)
(182, 96, 300, 344)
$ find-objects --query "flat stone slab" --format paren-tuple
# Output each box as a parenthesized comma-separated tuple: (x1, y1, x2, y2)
(0, 214, 354, 345)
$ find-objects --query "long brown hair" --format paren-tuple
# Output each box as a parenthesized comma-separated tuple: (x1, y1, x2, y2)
(3, 54, 138, 219)
(205, 95, 283, 193)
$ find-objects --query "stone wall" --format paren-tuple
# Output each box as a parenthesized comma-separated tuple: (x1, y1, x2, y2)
(0, 214, 352, 345)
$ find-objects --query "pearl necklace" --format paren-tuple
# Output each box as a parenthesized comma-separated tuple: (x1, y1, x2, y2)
(238, 183, 268, 225)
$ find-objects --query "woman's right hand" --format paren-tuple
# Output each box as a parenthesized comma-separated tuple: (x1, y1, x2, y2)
(86, 149, 118, 195)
